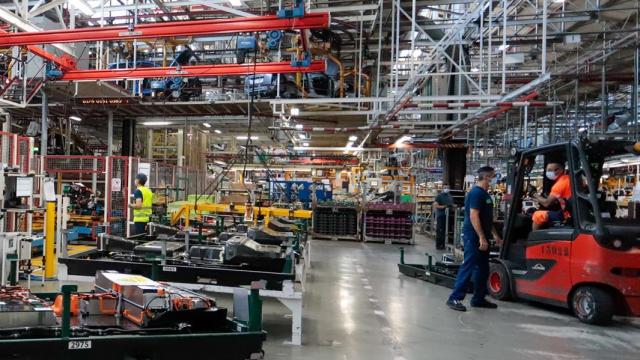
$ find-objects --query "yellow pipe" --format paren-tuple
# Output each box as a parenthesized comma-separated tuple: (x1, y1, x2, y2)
(326, 53, 345, 97)
(44, 201, 56, 278)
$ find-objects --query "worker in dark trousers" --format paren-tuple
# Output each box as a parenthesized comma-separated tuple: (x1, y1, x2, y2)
(434, 184, 453, 250)
(129, 173, 153, 235)
(447, 166, 503, 312)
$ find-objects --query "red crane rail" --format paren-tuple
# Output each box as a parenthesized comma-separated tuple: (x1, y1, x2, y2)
(0, 13, 329, 47)
(58, 60, 326, 81)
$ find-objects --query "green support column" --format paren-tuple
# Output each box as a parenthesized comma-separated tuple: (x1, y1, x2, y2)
(60, 284, 77, 338)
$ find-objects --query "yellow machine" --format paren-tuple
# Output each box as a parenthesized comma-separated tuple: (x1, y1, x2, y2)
(170, 203, 312, 227)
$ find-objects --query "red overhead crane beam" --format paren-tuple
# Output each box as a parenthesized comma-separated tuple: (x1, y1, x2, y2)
(58, 60, 326, 81)
(0, 13, 329, 47)
(0, 29, 76, 70)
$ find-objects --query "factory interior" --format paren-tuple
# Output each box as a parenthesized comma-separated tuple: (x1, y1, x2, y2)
(0, 0, 639, 358)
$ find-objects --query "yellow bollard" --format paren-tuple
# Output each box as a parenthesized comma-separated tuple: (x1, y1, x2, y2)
(44, 201, 56, 278)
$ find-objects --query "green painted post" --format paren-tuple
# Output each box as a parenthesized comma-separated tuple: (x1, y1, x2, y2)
(151, 260, 160, 280)
(283, 252, 293, 273)
(399, 247, 405, 264)
(248, 288, 262, 332)
(61, 284, 77, 338)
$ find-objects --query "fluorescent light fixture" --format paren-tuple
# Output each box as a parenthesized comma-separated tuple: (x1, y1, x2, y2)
(69, 0, 95, 16)
(298, 133, 306, 139)
(214, 160, 227, 166)
(236, 135, 259, 140)
(302, 142, 309, 147)
(202, 122, 211, 128)
(290, 107, 300, 116)
(214, 129, 222, 134)
(395, 135, 412, 146)
(143, 121, 171, 126)
(69, 115, 82, 122)
(348, 135, 358, 141)
(201, 130, 210, 134)
(295, 124, 304, 130)
(229, 0, 242, 6)
(498, 44, 510, 51)
(470, 67, 480, 72)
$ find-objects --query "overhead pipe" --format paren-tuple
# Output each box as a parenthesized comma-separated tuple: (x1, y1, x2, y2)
(442, 91, 540, 138)
(0, 13, 330, 47)
(58, 61, 326, 81)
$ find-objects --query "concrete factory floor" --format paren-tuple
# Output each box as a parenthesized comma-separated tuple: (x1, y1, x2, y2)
(29, 234, 640, 360)
(256, 234, 640, 360)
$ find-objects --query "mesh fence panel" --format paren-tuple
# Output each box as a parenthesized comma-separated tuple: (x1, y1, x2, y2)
(44, 156, 106, 174)
(16, 137, 30, 173)
(107, 157, 129, 236)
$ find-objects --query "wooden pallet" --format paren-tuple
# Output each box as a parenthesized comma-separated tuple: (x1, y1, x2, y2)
(363, 235, 414, 245)
(311, 232, 361, 242)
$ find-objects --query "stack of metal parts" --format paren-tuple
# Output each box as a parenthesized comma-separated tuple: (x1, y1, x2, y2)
(313, 206, 358, 237)
(364, 203, 414, 241)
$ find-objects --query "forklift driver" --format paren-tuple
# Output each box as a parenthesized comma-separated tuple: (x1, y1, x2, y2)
(531, 162, 572, 230)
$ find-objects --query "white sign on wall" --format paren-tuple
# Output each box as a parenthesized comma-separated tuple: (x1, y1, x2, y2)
(138, 163, 151, 178)
(111, 178, 122, 192)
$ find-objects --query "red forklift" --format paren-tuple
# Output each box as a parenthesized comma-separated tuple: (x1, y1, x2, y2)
(488, 137, 640, 324)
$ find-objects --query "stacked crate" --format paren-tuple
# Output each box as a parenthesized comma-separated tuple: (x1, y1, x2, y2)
(363, 203, 414, 244)
(311, 201, 360, 241)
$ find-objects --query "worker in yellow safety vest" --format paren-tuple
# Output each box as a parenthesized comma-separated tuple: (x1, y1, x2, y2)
(129, 173, 153, 235)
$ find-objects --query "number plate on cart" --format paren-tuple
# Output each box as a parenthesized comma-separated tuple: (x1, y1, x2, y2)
(68, 340, 92, 350)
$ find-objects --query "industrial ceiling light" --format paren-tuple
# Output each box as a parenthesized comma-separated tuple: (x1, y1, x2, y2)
(236, 135, 258, 140)
(143, 121, 171, 126)
(498, 44, 510, 51)
(394, 135, 412, 146)
(202, 122, 211, 128)
(470, 67, 480, 72)
(69, 0, 95, 16)
(290, 107, 300, 116)
(298, 133, 306, 139)
(229, 0, 242, 6)
(214, 160, 227, 166)
(69, 115, 82, 122)
(348, 135, 357, 141)
(295, 124, 304, 130)
(302, 142, 309, 147)
(214, 129, 222, 134)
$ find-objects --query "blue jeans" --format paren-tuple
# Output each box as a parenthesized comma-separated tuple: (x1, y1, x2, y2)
(448, 231, 490, 304)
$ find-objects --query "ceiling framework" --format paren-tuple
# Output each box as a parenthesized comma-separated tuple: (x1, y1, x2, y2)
(0, 0, 636, 163)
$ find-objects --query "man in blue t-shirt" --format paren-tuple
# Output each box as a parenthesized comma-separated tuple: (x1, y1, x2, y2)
(446, 166, 503, 312)
(434, 184, 453, 250)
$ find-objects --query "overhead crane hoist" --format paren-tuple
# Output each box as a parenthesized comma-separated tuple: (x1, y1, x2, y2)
(170, 203, 312, 227)
(0, 13, 330, 81)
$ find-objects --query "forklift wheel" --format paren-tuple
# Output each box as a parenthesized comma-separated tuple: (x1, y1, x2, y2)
(571, 286, 614, 325)
(488, 263, 512, 300)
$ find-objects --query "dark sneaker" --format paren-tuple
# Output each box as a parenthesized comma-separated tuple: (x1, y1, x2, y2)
(446, 299, 467, 312)
(470, 300, 498, 309)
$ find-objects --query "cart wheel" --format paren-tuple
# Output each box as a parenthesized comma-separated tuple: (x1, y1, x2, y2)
(571, 286, 614, 325)
(488, 263, 512, 300)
